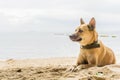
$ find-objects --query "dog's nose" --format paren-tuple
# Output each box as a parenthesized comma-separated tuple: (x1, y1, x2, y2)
(69, 34, 77, 39)
(69, 35, 73, 38)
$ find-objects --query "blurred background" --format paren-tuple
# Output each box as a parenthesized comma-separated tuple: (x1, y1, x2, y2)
(0, 0, 120, 59)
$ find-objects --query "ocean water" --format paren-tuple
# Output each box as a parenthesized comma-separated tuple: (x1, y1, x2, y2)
(0, 31, 120, 60)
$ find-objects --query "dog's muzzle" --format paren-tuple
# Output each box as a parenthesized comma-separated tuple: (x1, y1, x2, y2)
(69, 34, 82, 41)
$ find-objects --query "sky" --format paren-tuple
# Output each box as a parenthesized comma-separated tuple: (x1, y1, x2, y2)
(0, 0, 120, 33)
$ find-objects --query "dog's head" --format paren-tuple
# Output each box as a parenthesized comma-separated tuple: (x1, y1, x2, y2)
(69, 17, 98, 46)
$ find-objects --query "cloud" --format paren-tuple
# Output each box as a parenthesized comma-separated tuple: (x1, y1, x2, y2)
(0, 0, 120, 32)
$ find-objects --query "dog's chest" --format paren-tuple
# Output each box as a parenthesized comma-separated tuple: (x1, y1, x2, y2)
(85, 52, 96, 64)
(81, 49, 98, 64)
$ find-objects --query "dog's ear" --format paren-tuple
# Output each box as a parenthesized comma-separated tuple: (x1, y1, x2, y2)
(80, 18, 85, 25)
(88, 17, 96, 31)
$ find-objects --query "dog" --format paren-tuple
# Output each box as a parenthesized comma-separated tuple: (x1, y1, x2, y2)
(69, 17, 116, 70)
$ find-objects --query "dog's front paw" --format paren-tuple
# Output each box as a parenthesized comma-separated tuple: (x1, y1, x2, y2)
(66, 65, 76, 72)
(66, 65, 82, 72)
(72, 65, 82, 72)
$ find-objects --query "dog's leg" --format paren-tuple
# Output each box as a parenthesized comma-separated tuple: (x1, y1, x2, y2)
(80, 64, 96, 69)
(69, 64, 96, 72)
(67, 54, 87, 72)
(68, 54, 97, 72)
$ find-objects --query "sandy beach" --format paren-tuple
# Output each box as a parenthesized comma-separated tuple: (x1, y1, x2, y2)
(0, 57, 119, 80)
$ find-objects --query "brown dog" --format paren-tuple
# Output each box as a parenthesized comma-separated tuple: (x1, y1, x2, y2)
(69, 17, 116, 69)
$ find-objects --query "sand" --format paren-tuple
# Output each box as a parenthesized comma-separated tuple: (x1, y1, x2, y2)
(0, 57, 120, 80)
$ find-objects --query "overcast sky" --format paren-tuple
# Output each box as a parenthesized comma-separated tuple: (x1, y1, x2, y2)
(0, 0, 120, 33)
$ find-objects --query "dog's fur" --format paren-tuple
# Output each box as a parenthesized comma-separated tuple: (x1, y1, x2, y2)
(69, 17, 116, 69)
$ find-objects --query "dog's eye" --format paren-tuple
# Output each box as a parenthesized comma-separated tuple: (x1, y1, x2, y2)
(79, 29, 83, 33)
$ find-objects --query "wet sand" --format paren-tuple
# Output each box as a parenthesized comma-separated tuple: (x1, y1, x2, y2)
(0, 57, 120, 80)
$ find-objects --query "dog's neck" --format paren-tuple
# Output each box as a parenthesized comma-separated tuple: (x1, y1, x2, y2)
(81, 41, 100, 49)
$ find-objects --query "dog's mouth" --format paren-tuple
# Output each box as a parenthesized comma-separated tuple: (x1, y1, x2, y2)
(70, 37, 82, 42)
(76, 38, 82, 41)
(72, 38, 82, 42)
(69, 34, 82, 42)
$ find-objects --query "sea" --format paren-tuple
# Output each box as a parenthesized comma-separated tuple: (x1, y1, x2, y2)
(0, 31, 120, 60)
